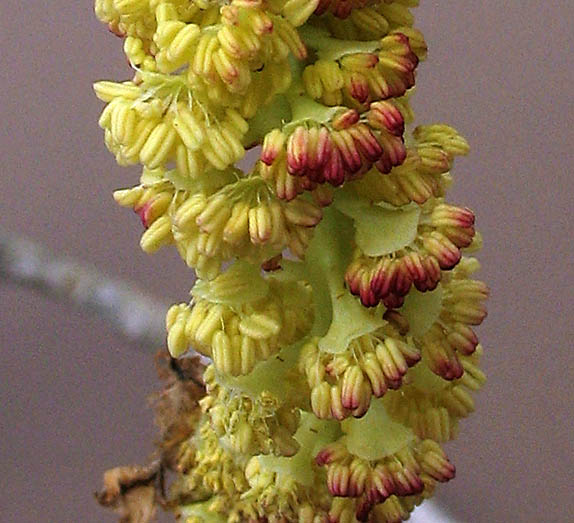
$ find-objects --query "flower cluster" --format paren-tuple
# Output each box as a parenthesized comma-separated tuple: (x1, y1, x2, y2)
(316, 431, 455, 521)
(345, 198, 477, 309)
(299, 331, 421, 420)
(201, 365, 302, 457)
(95, 1, 488, 522)
(166, 268, 314, 374)
(260, 102, 407, 201)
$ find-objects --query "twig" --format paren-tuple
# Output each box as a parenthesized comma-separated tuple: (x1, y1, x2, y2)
(0, 228, 210, 364)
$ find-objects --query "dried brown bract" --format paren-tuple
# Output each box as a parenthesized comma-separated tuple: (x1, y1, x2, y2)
(151, 353, 206, 469)
(95, 462, 161, 523)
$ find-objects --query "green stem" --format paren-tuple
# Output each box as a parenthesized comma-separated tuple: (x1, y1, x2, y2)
(304, 206, 354, 337)
(305, 207, 385, 353)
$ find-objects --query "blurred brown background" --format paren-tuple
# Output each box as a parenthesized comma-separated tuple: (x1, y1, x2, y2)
(1, 1, 573, 522)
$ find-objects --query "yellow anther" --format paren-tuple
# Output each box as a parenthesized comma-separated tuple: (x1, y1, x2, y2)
(139, 122, 177, 169)
(173, 104, 205, 151)
(93, 81, 141, 102)
(223, 201, 250, 245)
(140, 215, 172, 253)
(248, 203, 272, 245)
(239, 313, 280, 340)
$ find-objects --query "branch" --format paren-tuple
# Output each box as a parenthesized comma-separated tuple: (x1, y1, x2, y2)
(0, 228, 210, 364)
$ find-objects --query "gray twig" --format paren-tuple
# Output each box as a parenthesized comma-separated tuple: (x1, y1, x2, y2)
(0, 228, 209, 364)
